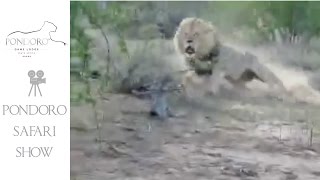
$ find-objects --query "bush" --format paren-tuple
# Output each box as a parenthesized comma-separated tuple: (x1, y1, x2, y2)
(70, 1, 320, 105)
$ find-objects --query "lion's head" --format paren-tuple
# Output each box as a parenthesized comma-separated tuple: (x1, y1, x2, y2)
(174, 17, 220, 60)
(173, 18, 220, 74)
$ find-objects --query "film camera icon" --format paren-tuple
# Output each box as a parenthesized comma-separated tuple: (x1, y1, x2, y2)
(28, 70, 46, 97)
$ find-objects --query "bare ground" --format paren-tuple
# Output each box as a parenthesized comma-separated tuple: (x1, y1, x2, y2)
(71, 38, 320, 180)
(71, 86, 320, 180)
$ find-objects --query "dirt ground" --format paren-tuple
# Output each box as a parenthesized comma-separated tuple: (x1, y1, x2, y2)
(71, 39, 320, 180)
(71, 85, 320, 180)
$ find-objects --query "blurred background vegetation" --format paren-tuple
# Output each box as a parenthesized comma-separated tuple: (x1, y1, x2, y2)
(70, 1, 320, 105)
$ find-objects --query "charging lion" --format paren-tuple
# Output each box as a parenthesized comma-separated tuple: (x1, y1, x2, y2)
(173, 17, 224, 97)
(173, 17, 285, 98)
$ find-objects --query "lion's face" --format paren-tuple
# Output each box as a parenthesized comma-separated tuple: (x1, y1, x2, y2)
(181, 30, 199, 59)
(175, 18, 218, 60)
(179, 20, 204, 59)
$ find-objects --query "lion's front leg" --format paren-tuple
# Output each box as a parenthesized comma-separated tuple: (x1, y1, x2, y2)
(204, 72, 222, 96)
(182, 71, 203, 100)
(181, 71, 195, 99)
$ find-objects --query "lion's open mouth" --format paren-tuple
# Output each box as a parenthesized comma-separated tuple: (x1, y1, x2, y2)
(185, 46, 195, 55)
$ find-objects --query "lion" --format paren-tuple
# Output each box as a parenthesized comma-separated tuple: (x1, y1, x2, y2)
(173, 17, 280, 98)
(173, 17, 224, 97)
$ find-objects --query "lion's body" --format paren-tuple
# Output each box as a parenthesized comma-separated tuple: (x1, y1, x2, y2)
(173, 17, 223, 96)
